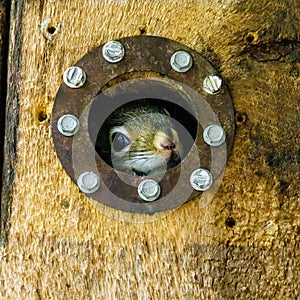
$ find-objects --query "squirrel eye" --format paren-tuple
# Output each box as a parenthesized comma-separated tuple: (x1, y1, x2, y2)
(111, 132, 130, 151)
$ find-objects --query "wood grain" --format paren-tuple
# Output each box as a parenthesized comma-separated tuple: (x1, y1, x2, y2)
(0, 0, 8, 241)
(0, 0, 23, 245)
(0, 0, 299, 299)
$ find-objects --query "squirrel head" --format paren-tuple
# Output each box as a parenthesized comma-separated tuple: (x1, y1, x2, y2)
(97, 103, 182, 176)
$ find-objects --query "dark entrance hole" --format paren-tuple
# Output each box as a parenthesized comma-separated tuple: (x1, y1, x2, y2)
(93, 98, 197, 176)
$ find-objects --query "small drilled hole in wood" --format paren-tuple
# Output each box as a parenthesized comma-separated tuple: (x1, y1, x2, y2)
(41, 19, 60, 41)
(236, 112, 247, 124)
(225, 217, 236, 228)
(47, 26, 56, 34)
(38, 111, 47, 122)
(245, 32, 258, 44)
(140, 28, 147, 35)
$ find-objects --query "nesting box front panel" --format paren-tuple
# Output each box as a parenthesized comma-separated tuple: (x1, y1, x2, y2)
(1, 1, 299, 299)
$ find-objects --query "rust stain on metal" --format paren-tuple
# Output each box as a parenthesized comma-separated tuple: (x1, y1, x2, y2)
(51, 36, 235, 213)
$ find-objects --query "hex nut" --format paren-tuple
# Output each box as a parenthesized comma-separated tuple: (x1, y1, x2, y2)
(63, 66, 86, 88)
(57, 114, 80, 137)
(190, 168, 213, 191)
(77, 172, 101, 194)
(138, 179, 161, 202)
(203, 125, 226, 146)
(203, 75, 222, 94)
(102, 40, 125, 63)
(170, 51, 193, 73)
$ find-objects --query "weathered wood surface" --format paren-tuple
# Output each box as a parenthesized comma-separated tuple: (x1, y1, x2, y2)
(0, 1, 6, 203)
(0, 0, 12, 241)
(0, 0, 299, 299)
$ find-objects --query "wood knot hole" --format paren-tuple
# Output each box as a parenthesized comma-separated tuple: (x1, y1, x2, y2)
(236, 112, 247, 124)
(245, 31, 258, 44)
(225, 217, 236, 228)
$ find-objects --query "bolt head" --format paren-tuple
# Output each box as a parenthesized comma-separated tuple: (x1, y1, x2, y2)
(77, 172, 101, 194)
(203, 75, 222, 94)
(138, 179, 161, 202)
(190, 168, 213, 191)
(102, 40, 125, 63)
(63, 66, 86, 88)
(57, 114, 80, 136)
(170, 51, 193, 73)
(203, 125, 226, 146)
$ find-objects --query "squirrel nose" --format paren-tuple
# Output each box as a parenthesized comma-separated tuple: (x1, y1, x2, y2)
(154, 133, 176, 151)
(160, 141, 175, 150)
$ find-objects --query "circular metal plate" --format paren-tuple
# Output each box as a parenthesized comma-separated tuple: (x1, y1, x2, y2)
(51, 35, 235, 214)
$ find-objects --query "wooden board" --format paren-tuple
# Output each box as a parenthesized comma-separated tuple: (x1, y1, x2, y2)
(1, 0, 299, 299)
(0, 0, 16, 244)
(0, 0, 7, 218)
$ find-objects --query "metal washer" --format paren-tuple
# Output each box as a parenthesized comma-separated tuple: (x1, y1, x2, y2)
(51, 35, 235, 214)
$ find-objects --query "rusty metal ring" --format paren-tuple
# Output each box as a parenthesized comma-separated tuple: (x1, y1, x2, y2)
(51, 36, 235, 214)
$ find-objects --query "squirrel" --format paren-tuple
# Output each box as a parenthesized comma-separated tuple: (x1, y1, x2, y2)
(96, 100, 182, 176)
